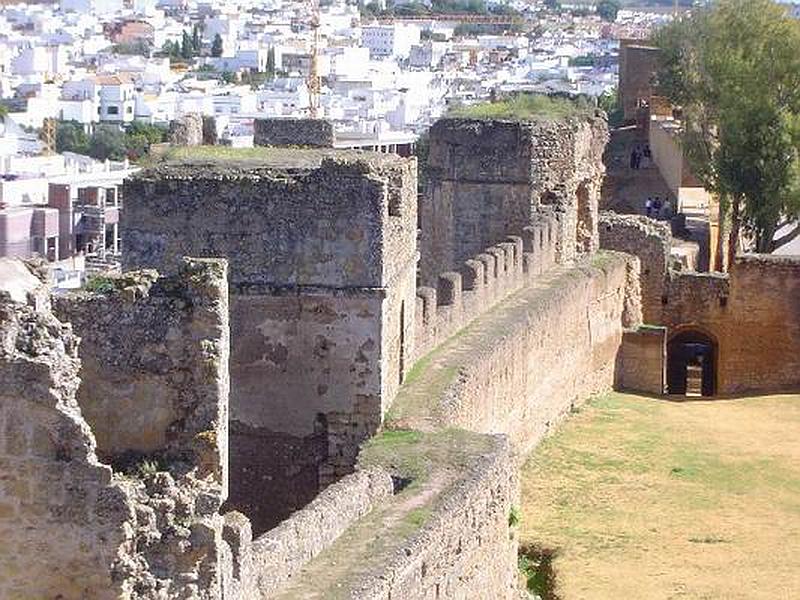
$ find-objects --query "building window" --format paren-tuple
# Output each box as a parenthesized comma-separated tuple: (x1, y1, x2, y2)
(126, 106, 132, 114)
(107, 106, 119, 115)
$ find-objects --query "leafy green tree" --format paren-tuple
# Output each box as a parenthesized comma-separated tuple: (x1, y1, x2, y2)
(56, 120, 90, 155)
(598, 87, 624, 128)
(191, 24, 202, 55)
(162, 40, 180, 58)
(597, 0, 620, 22)
(124, 133, 150, 161)
(265, 47, 276, 80)
(181, 31, 194, 60)
(126, 121, 167, 145)
(211, 33, 223, 57)
(653, 0, 800, 254)
(88, 125, 127, 161)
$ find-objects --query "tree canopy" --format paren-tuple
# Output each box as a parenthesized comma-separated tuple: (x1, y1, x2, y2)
(653, 0, 800, 254)
(211, 34, 223, 58)
(597, 0, 620, 22)
(56, 121, 167, 161)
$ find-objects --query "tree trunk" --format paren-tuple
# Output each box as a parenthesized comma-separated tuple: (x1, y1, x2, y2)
(727, 196, 741, 268)
(757, 224, 775, 253)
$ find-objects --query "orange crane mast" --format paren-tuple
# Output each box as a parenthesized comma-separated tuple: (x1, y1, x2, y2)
(307, 0, 321, 118)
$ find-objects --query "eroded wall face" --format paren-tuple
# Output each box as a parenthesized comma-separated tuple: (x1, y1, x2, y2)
(421, 117, 607, 284)
(122, 155, 418, 531)
(0, 259, 236, 600)
(253, 118, 335, 147)
(0, 298, 131, 600)
(53, 259, 230, 491)
(224, 291, 384, 532)
(122, 161, 399, 289)
(599, 211, 671, 323)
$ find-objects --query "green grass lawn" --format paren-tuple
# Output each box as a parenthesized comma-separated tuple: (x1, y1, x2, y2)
(520, 392, 800, 600)
(448, 94, 591, 121)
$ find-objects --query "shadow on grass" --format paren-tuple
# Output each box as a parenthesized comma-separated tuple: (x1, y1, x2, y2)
(519, 543, 561, 600)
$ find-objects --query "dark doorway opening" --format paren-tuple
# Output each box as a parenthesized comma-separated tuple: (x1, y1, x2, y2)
(667, 330, 717, 397)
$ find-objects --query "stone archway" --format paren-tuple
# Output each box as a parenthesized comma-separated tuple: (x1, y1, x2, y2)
(667, 329, 717, 397)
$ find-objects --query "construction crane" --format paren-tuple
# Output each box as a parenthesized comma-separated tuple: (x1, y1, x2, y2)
(307, 0, 321, 118)
(41, 117, 56, 155)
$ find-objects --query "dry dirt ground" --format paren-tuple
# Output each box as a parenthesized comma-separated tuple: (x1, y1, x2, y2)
(520, 392, 800, 600)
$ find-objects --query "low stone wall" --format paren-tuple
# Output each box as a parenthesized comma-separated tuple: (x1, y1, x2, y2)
(414, 213, 558, 361)
(616, 326, 666, 395)
(350, 436, 518, 599)
(222, 468, 394, 598)
(253, 118, 335, 147)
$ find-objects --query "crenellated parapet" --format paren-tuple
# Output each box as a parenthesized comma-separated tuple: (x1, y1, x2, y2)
(413, 212, 559, 361)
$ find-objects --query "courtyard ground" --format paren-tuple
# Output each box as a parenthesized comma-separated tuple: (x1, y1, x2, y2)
(520, 392, 800, 600)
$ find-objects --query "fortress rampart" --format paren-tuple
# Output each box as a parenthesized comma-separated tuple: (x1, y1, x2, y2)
(413, 213, 558, 360)
(0, 258, 233, 600)
(4, 112, 799, 599)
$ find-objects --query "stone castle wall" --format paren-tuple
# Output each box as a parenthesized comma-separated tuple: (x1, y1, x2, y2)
(414, 215, 558, 361)
(417, 253, 641, 454)
(599, 211, 671, 323)
(600, 212, 800, 395)
(616, 325, 667, 395)
(0, 259, 237, 600)
(350, 436, 518, 600)
(421, 115, 608, 284)
(313, 252, 640, 600)
(253, 118, 335, 148)
(660, 255, 800, 395)
(221, 468, 394, 598)
(122, 153, 418, 532)
(53, 259, 230, 493)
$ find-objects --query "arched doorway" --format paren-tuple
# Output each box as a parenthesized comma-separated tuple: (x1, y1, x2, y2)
(667, 329, 717, 397)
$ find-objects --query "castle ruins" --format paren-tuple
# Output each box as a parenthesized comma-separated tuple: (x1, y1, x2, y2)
(1, 114, 798, 599)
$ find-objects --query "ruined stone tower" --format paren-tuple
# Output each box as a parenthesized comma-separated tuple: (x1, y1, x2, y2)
(420, 114, 608, 284)
(121, 151, 418, 532)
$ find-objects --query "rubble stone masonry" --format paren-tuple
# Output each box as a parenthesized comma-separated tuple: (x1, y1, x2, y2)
(253, 118, 335, 148)
(122, 152, 418, 532)
(421, 114, 608, 284)
(0, 258, 235, 600)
